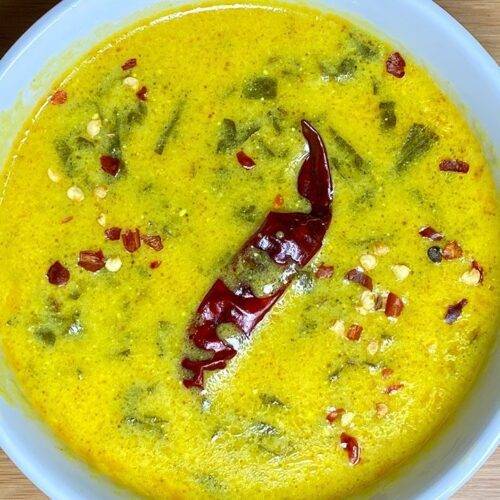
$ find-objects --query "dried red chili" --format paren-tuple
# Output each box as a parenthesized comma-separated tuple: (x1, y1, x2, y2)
(78, 250, 106, 272)
(381, 367, 393, 379)
(340, 432, 360, 465)
(442, 240, 463, 260)
(345, 268, 373, 290)
(121, 58, 137, 70)
(150, 260, 162, 269)
(419, 226, 444, 241)
(386, 52, 406, 78)
(100, 155, 121, 177)
(385, 382, 404, 394)
(385, 292, 404, 318)
(182, 120, 333, 389)
(439, 159, 470, 174)
(142, 234, 163, 251)
(136, 86, 148, 101)
(236, 150, 256, 169)
(122, 229, 141, 253)
(316, 264, 334, 279)
(105, 227, 122, 241)
(51, 89, 67, 105)
(47, 261, 70, 286)
(326, 408, 345, 423)
(346, 324, 363, 341)
(445, 298, 468, 324)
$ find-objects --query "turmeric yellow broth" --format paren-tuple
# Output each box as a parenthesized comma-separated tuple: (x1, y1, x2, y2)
(0, 2, 498, 498)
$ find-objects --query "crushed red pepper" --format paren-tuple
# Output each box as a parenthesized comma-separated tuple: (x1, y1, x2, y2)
(316, 264, 334, 279)
(419, 226, 444, 241)
(346, 324, 363, 341)
(381, 367, 394, 379)
(150, 260, 162, 269)
(442, 240, 463, 260)
(472, 260, 484, 283)
(100, 155, 121, 177)
(136, 86, 148, 101)
(122, 229, 141, 253)
(105, 227, 122, 241)
(385, 292, 404, 318)
(121, 58, 137, 70)
(386, 52, 406, 78)
(445, 299, 468, 324)
(78, 250, 106, 272)
(340, 433, 360, 465)
(181, 120, 333, 389)
(50, 89, 67, 105)
(345, 268, 373, 290)
(326, 408, 345, 423)
(47, 261, 70, 286)
(385, 383, 404, 394)
(236, 150, 256, 169)
(439, 159, 470, 174)
(142, 234, 164, 252)
(273, 194, 284, 209)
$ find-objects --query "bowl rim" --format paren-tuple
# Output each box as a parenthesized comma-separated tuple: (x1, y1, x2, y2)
(0, 1, 498, 498)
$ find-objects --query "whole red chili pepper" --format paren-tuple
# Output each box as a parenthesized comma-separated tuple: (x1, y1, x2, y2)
(181, 120, 333, 389)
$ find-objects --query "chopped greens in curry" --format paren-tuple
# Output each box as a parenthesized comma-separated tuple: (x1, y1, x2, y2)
(0, 2, 497, 499)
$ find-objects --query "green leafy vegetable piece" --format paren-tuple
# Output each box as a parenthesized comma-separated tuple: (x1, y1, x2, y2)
(242, 76, 277, 99)
(34, 327, 56, 346)
(379, 101, 397, 130)
(329, 128, 366, 174)
(236, 205, 257, 223)
(260, 394, 287, 408)
(395, 123, 439, 171)
(155, 101, 184, 155)
(216, 118, 237, 153)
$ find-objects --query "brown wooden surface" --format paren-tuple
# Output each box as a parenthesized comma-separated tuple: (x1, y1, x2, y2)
(0, 0, 498, 498)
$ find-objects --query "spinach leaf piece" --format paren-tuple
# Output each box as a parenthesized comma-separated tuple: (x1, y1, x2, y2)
(379, 101, 396, 130)
(395, 123, 439, 171)
(155, 101, 185, 155)
(242, 76, 277, 99)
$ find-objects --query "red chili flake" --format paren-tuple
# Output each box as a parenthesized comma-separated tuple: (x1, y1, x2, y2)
(442, 240, 463, 260)
(381, 367, 393, 379)
(345, 268, 373, 290)
(326, 408, 345, 423)
(61, 216, 74, 224)
(104, 227, 122, 241)
(419, 226, 444, 241)
(273, 194, 284, 209)
(78, 250, 106, 273)
(316, 264, 334, 279)
(136, 86, 148, 101)
(47, 261, 70, 286)
(385, 382, 404, 394)
(50, 89, 67, 105)
(142, 234, 163, 252)
(100, 155, 121, 177)
(386, 52, 406, 78)
(445, 298, 468, 324)
(439, 159, 470, 174)
(150, 260, 162, 269)
(122, 229, 141, 253)
(121, 58, 137, 70)
(340, 433, 360, 465)
(472, 260, 484, 283)
(346, 324, 363, 341)
(385, 292, 404, 318)
(236, 150, 256, 169)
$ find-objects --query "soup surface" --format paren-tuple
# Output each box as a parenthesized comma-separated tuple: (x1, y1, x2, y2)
(0, 2, 498, 498)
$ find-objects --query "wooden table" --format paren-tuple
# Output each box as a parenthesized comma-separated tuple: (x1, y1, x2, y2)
(0, 1, 498, 498)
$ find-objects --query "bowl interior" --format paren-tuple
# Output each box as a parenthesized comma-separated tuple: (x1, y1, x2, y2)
(0, 1, 498, 499)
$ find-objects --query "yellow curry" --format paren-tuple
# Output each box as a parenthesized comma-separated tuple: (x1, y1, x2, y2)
(0, 2, 498, 498)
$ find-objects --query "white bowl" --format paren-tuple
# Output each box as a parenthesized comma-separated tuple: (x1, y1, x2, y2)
(0, 1, 498, 498)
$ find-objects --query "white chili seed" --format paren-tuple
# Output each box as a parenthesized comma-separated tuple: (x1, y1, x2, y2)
(391, 264, 411, 281)
(341, 412, 354, 427)
(376, 403, 389, 418)
(105, 256, 122, 272)
(47, 168, 61, 183)
(331, 319, 345, 336)
(123, 76, 139, 89)
(94, 185, 108, 199)
(460, 268, 481, 286)
(367, 340, 379, 356)
(67, 186, 84, 202)
(360, 253, 377, 270)
(97, 213, 106, 226)
(373, 243, 390, 256)
(360, 290, 376, 311)
(87, 118, 101, 138)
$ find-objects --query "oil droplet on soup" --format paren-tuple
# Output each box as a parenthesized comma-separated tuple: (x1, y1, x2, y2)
(0, 2, 497, 498)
